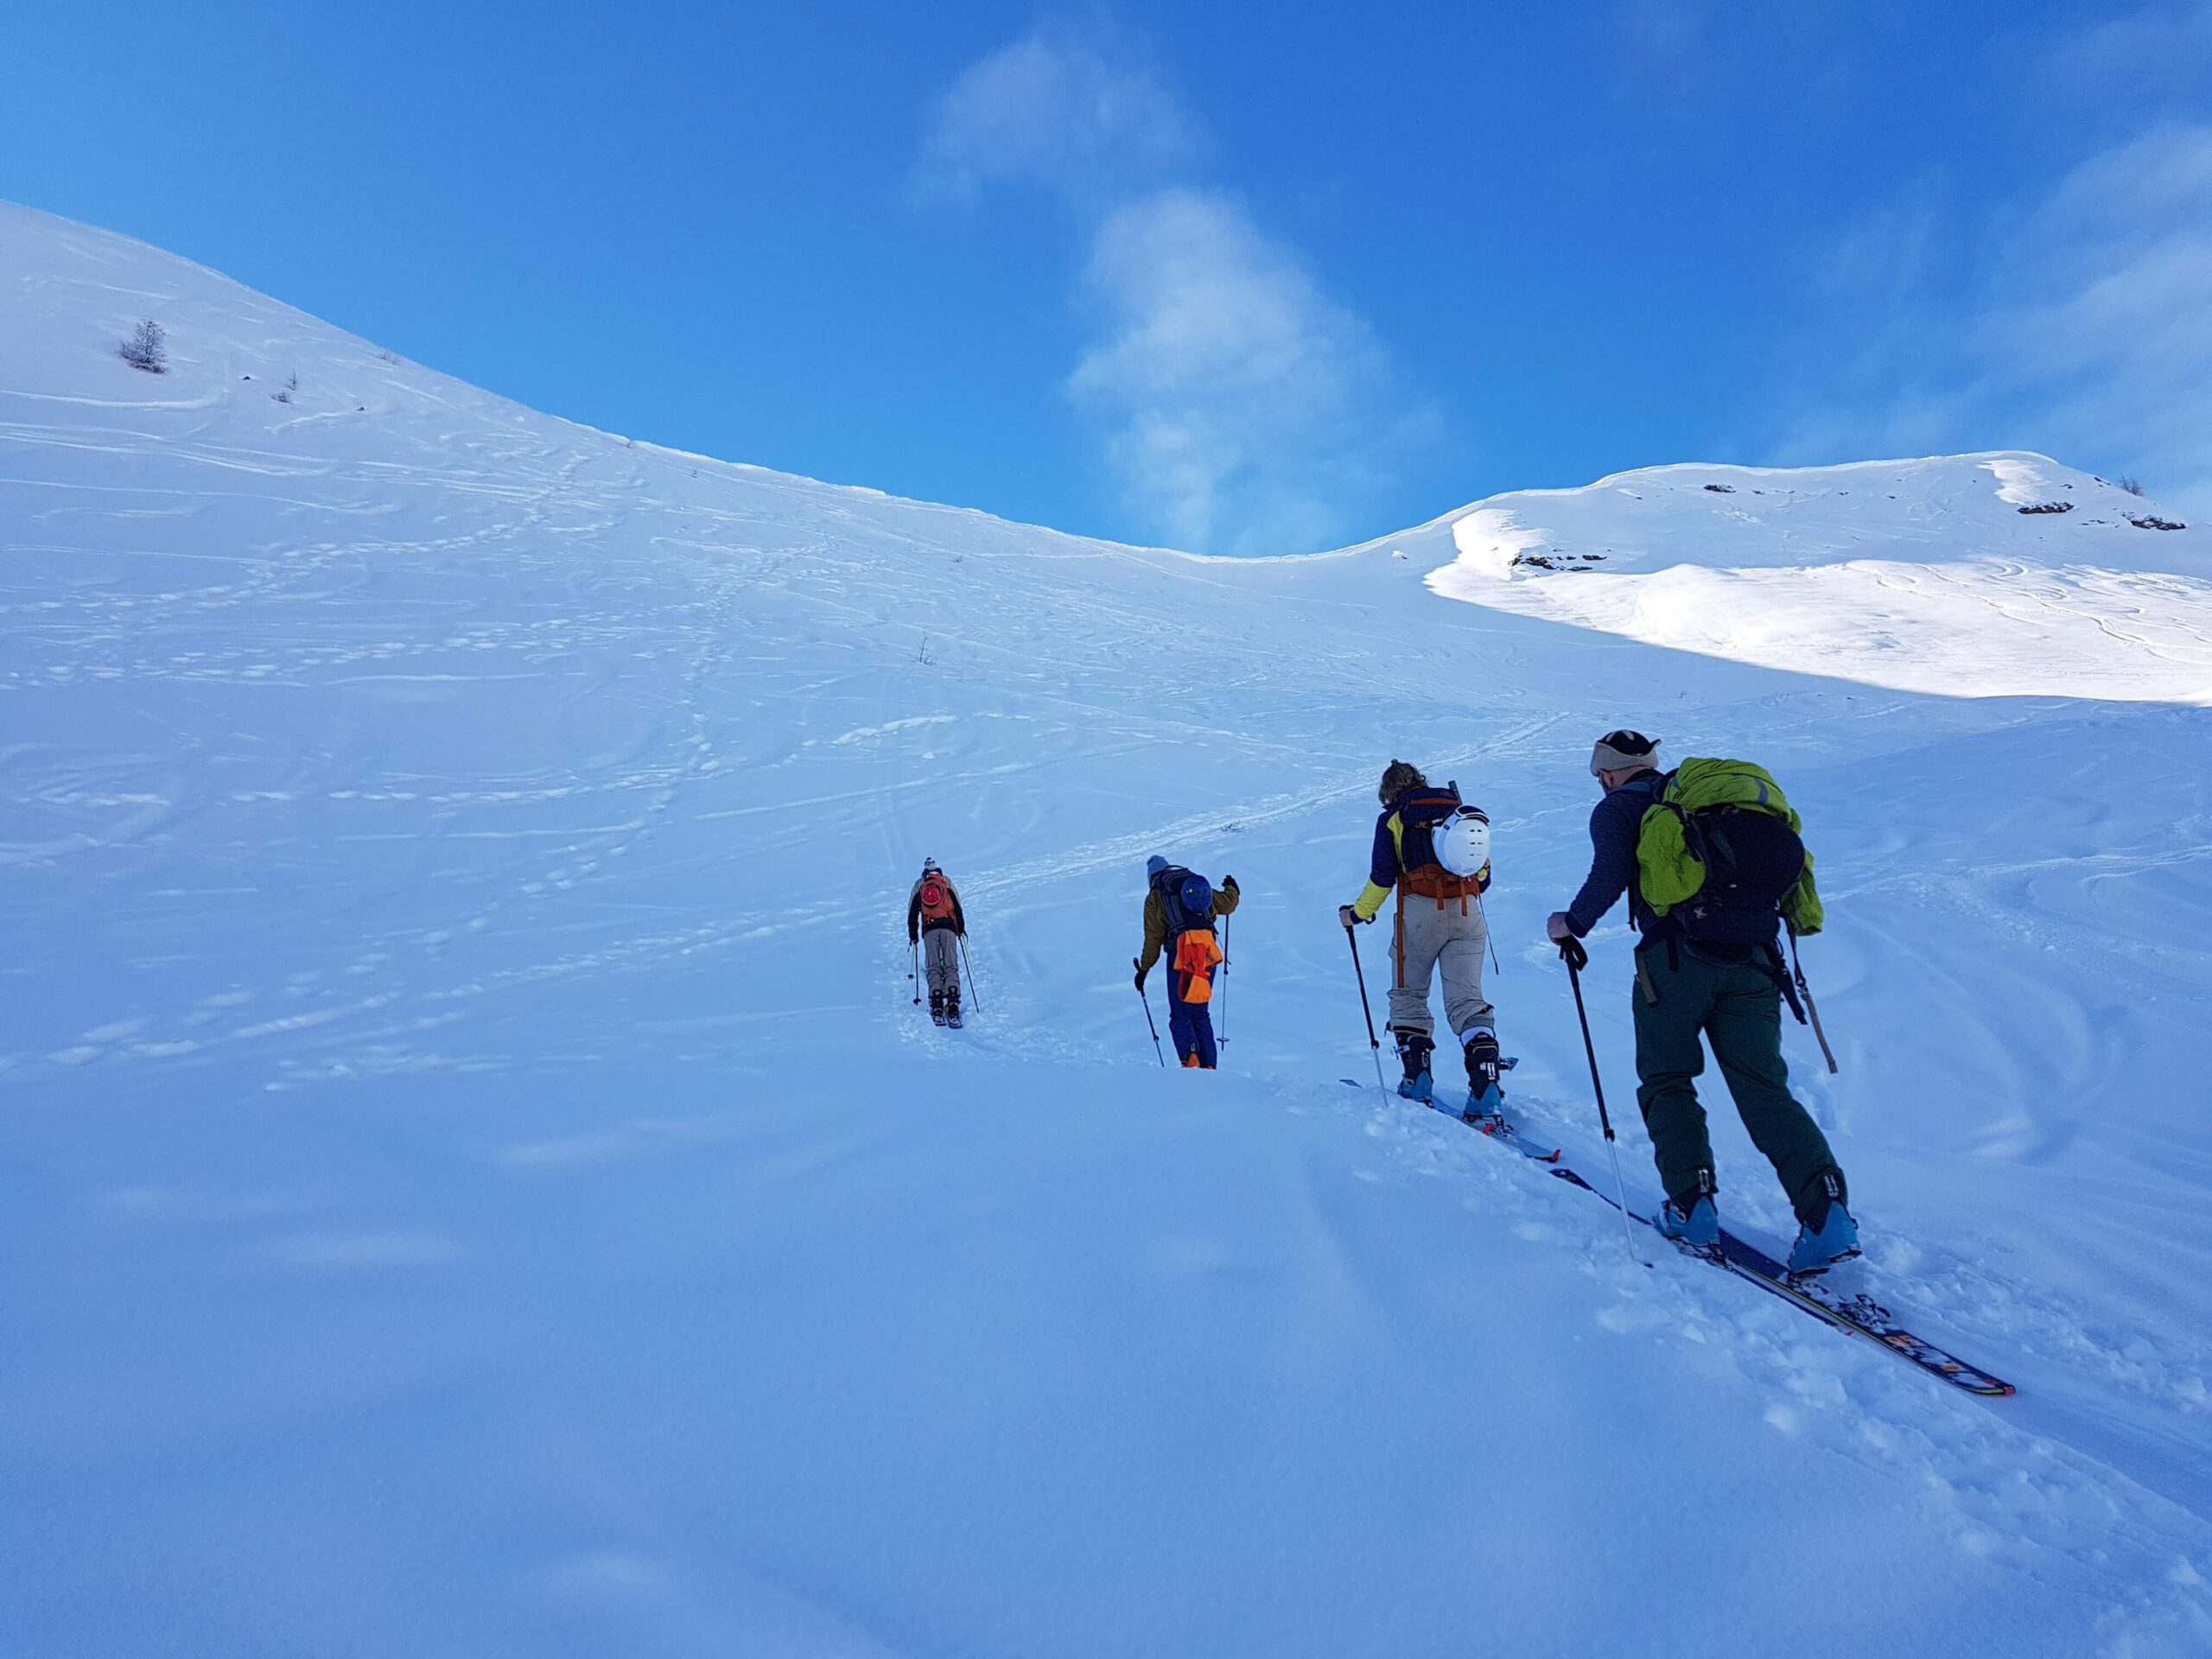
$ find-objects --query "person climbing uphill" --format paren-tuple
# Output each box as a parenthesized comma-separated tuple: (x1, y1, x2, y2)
(1545, 729, 1858, 1274)
(1338, 760, 1500, 1120)
(1135, 855, 1238, 1068)
(907, 858, 968, 1027)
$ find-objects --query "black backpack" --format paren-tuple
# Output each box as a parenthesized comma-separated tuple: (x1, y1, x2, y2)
(1670, 805, 1808, 950)
(1395, 781, 1465, 873)
(1152, 863, 1213, 937)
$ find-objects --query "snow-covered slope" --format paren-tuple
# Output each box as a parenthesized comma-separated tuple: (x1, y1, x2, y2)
(4, 200, 2209, 1657)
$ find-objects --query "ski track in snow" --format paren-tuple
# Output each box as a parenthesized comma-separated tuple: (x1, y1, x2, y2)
(4, 201, 2211, 1656)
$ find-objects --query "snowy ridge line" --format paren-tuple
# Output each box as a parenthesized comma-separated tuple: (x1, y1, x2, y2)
(1420, 450, 2207, 702)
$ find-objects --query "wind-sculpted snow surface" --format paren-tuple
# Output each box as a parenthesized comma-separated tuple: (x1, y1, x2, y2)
(1425, 456, 2212, 702)
(3, 201, 2209, 1656)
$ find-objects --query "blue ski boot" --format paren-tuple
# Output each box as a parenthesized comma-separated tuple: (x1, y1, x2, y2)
(1394, 1031, 1433, 1103)
(1460, 1027, 1504, 1125)
(1787, 1178, 1860, 1275)
(1654, 1190, 1720, 1252)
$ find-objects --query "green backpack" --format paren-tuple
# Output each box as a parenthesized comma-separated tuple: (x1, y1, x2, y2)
(1635, 758, 1824, 942)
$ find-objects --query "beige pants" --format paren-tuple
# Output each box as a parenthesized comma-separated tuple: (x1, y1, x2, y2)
(1388, 895, 1493, 1043)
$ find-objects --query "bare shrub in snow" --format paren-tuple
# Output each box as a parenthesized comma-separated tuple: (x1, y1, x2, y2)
(2119, 475, 2145, 496)
(273, 372, 297, 404)
(119, 320, 168, 373)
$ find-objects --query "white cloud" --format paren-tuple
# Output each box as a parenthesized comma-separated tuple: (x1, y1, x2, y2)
(919, 30, 1429, 553)
(1067, 188, 1421, 555)
(2068, 0, 2212, 102)
(915, 27, 1200, 204)
(1780, 123, 2212, 516)
(1993, 126, 2212, 508)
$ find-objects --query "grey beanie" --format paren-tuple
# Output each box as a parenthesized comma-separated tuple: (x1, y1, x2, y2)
(1590, 729, 1659, 776)
(1146, 855, 1167, 880)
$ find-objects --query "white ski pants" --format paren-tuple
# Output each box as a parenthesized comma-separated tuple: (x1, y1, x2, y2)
(1388, 895, 1493, 1044)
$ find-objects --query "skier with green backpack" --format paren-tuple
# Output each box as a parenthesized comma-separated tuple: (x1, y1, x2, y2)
(1545, 730, 1859, 1274)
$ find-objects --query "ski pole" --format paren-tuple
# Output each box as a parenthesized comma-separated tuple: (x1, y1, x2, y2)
(1787, 925, 1839, 1075)
(1560, 936, 1649, 1268)
(910, 938, 920, 1006)
(1136, 976, 1166, 1067)
(1477, 892, 1501, 976)
(1217, 913, 1229, 1048)
(959, 934, 982, 1014)
(1343, 918, 1390, 1102)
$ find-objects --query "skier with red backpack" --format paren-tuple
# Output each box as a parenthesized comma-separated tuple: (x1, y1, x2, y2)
(1338, 760, 1502, 1118)
(907, 858, 969, 1027)
(1135, 856, 1239, 1068)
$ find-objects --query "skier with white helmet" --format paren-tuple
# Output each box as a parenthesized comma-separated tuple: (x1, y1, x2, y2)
(1338, 760, 1501, 1117)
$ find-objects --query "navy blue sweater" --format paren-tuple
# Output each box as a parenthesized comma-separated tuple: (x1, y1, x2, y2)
(1565, 770, 1667, 941)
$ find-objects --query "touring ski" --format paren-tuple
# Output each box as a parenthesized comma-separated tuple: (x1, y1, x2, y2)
(1544, 1160, 2014, 1396)
(1340, 1075, 1560, 1163)
(1339, 1079, 2014, 1395)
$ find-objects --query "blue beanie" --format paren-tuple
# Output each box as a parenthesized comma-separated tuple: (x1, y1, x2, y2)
(1146, 855, 1167, 880)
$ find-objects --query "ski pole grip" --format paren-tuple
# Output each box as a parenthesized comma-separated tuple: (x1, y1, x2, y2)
(1558, 935, 1588, 973)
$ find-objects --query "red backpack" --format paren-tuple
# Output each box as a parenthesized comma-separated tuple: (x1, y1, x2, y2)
(918, 876, 957, 925)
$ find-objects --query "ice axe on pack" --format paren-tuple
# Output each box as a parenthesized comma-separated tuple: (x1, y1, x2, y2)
(1786, 922, 1839, 1074)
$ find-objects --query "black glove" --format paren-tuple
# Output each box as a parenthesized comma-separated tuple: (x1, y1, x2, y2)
(1221, 874, 1237, 892)
(1133, 956, 1148, 993)
(1558, 935, 1589, 972)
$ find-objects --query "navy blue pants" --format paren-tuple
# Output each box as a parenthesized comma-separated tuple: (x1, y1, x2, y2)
(1168, 988, 1217, 1069)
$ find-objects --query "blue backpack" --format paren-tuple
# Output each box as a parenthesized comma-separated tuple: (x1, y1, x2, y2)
(1153, 864, 1214, 936)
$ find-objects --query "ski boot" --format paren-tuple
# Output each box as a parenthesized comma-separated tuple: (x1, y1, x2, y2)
(944, 991, 963, 1031)
(1786, 1174, 1860, 1275)
(1460, 1027, 1503, 1126)
(1394, 1030, 1434, 1103)
(928, 989, 948, 1027)
(1655, 1174, 1721, 1254)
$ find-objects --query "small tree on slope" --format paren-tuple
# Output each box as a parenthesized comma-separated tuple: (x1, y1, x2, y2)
(118, 320, 168, 374)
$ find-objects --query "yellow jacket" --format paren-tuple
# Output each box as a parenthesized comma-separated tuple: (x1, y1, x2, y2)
(1350, 808, 1491, 922)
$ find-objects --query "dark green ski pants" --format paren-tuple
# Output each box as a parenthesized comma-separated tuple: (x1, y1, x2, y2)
(1631, 945, 1842, 1229)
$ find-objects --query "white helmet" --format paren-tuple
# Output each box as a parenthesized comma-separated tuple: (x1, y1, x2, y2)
(1433, 806, 1491, 877)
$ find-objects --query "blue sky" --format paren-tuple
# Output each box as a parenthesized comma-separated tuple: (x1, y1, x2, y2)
(6, 2, 2210, 551)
